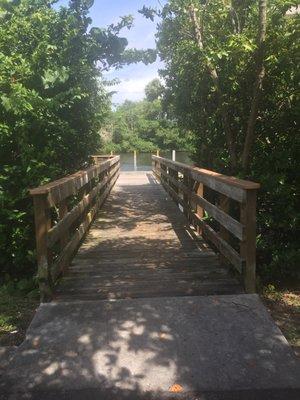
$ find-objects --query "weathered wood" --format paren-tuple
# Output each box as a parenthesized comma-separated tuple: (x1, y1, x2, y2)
(47, 163, 119, 248)
(152, 155, 260, 202)
(240, 190, 257, 293)
(91, 155, 115, 165)
(156, 166, 244, 240)
(32, 195, 52, 302)
(58, 200, 69, 251)
(153, 156, 259, 293)
(30, 156, 120, 300)
(30, 156, 120, 207)
(52, 170, 119, 280)
(219, 194, 230, 265)
(192, 214, 243, 273)
(196, 182, 204, 234)
(55, 172, 243, 302)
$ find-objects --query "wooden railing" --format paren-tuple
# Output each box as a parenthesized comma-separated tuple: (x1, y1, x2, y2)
(152, 155, 260, 293)
(30, 156, 120, 301)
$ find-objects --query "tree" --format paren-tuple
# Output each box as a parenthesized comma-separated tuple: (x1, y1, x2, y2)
(103, 79, 193, 152)
(140, 0, 299, 281)
(0, 0, 152, 282)
(145, 78, 163, 101)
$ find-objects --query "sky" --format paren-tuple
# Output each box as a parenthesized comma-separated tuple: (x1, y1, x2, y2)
(56, 0, 165, 105)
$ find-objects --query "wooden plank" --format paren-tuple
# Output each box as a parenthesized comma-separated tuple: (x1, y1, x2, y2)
(219, 194, 230, 265)
(192, 214, 243, 273)
(52, 171, 119, 280)
(29, 156, 120, 206)
(47, 164, 119, 248)
(196, 182, 204, 235)
(32, 195, 52, 302)
(157, 166, 244, 240)
(58, 200, 69, 251)
(152, 156, 260, 190)
(55, 171, 243, 301)
(152, 156, 260, 202)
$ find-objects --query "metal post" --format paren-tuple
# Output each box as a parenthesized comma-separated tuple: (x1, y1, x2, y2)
(134, 150, 137, 171)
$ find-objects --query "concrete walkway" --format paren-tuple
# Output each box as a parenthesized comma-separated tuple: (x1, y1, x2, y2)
(1, 295, 300, 399)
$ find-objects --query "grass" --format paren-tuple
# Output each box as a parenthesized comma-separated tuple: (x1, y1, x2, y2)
(0, 288, 39, 347)
(261, 284, 300, 357)
(0, 282, 299, 356)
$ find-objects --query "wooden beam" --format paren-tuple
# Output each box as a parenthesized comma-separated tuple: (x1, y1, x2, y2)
(152, 155, 260, 202)
(47, 164, 119, 248)
(157, 166, 244, 240)
(29, 156, 120, 207)
(32, 195, 52, 302)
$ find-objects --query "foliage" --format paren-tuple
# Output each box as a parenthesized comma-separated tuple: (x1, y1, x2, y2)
(103, 79, 193, 153)
(0, 284, 39, 346)
(142, 0, 299, 282)
(0, 0, 150, 281)
(262, 285, 300, 351)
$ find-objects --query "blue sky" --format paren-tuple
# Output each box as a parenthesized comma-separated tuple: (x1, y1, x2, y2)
(56, 0, 165, 105)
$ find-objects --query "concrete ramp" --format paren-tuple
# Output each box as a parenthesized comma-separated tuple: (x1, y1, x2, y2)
(1, 294, 299, 399)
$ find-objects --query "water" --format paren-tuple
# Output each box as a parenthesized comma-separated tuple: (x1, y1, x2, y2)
(119, 151, 192, 171)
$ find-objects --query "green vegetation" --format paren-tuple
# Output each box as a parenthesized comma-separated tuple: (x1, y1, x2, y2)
(0, 0, 154, 283)
(0, 0, 299, 346)
(262, 285, 300, 356)
(102, 79, 194, 153)
(0, 284, 39, 346)
(141, 0, 299, 283)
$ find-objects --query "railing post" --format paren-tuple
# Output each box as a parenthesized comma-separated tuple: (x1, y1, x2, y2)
(240, 189, 257, 293)
(91, 155, 101, 165)
(172, 150, 176, 161)
(169, 167, 179, 206)
(32, 194, 52, 302)
(134, 150, 137, 171)
(196, 182, 204, 234)
(183, 172, 191, 220)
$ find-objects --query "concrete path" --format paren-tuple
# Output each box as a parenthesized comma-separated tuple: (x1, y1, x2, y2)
(1, 295, 300, 399)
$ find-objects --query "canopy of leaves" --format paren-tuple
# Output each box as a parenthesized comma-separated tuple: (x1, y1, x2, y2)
(102, 79, 193, 153)
(154, 0, 299, 281)
(0, 0, 152, 281)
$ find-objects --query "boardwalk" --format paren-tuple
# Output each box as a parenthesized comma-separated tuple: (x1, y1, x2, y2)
(55, 172, 242, 301)
(3, 167, 300, 399)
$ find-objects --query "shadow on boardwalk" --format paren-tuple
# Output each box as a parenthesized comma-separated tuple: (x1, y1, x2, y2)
(2, 173, 299, 399)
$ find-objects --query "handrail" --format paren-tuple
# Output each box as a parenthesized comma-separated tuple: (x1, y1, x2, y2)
(29, 155, 120, 301)
(152, 155, 260, 293)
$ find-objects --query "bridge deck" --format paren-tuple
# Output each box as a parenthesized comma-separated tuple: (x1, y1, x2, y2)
(55, 172, 243, 301)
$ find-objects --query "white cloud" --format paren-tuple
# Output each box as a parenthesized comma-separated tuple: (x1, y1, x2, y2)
(108, 72, 160, 104)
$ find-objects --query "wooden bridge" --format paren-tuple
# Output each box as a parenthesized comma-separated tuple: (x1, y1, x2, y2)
(29, 155, 260, 301)
(3, 157, 300, 399)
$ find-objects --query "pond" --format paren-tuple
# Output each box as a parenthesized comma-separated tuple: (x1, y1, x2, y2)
(119, 151, 192, 171)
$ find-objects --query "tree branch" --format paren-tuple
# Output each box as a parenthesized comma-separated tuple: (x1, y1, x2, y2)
(242, 0, 267, 172)
(188, 3, 237, 169)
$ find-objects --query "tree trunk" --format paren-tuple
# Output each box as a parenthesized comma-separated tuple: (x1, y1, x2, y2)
(188, 4, 238, 171)
(242, 0, 267, 173)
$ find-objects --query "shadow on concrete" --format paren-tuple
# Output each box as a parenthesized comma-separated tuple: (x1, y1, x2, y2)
(1, 295, 300, 399)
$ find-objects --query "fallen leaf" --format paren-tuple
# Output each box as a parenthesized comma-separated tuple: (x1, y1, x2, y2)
(169, 383, 183, 392)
